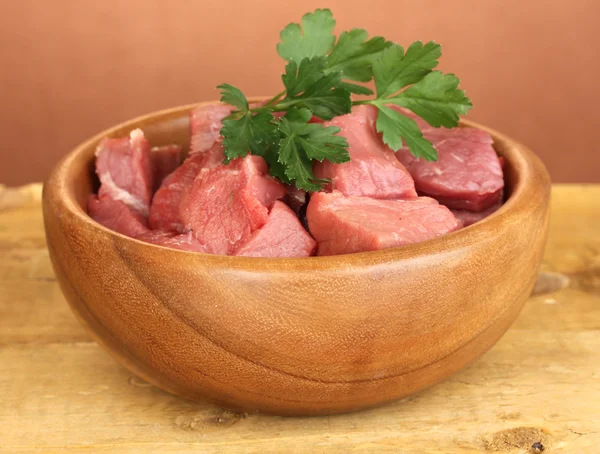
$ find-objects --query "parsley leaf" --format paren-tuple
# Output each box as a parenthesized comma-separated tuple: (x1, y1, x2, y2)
(281, 57, 352, 120)
(338, 81, 374, 95)
(277, 9, 336, 62)
(385, 71, 473, 127)
(296, 124, 349, 162)
(276, 110, 349, 191)
(278, 127, 322, 191)
(282, 109, 349, 162)
(373, 42, 441, 98)
(264, 147, 290, 183)
(368, 40, 471, 160)
(217, 83, 249, 111)
(217, 8, 474, 189)
(284, 107, 313, 123)
(326, 29, 392, 82)
(221, 110, 279, 162)
(375, 105, 437, 160)
(281, 57, 328, 97)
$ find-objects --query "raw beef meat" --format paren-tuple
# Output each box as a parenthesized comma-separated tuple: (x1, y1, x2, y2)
(451, 199, 503, 227)
(150, 144, 183, 190)
(282, 184, 307, 216)
(393, 108, 503, 212)
(148, 145, 224, 232)
(88, 100, 505, 258)
(95, 129, 153, 216)
(498, 156, 506, 170)
(234, 201, 316, 257)
(88, 195, 150, 238)
(189, 104, 232, 154)
(307, 192, 462, 256)
(313, 105, 417, 199)
(180, 155, 285, 255)
(135, 230, 209, 253)
(148, 103, 231, 232)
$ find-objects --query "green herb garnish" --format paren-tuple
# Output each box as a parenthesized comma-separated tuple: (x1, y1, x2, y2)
(217, 9, 472, 190)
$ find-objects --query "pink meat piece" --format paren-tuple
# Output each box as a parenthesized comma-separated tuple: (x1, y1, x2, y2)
(282, 184, 307, 215)
(234, 201, 316, 258)
(150, 144, 183, 190)
(307, 192, 462, 256)
(313, 105, 417, 200)
(135, 230, 210, 253)
(392, 108, 504, 212)
(180, 155, 286, 255)
(498, 156, 506, 170)
(388, 107, 493, 144)
(148, 145, 224, 232)
(396, 134, 503, 211)
(189, 103, 232, 155)
(95, 129, 153, 216)
(88, 195, 150, 238)
(451, 199, 504, 227)
(411, 118, 493, 146)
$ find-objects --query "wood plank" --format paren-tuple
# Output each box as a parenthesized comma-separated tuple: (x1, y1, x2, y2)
(542, 184, 600, 275)
(1, 328, 599, 453)
(1, 184, 599, 452)
(0, 184, 89, 345)
(0, 184, 42, 212)
(0, 281, 88, 345)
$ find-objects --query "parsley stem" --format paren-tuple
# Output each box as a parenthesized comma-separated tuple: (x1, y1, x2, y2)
(269, 100, 301, 111)
(264, 90, 286, 107)
(247, 91, 287, 114)
(271, 102, 292, 110)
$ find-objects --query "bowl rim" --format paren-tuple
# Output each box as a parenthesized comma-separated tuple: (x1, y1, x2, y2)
(44, 99, 551, 271)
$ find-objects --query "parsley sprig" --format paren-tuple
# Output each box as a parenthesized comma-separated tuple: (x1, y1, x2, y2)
(217, 9, 472, 190)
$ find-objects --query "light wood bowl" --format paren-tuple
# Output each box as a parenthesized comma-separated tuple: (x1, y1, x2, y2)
(42, 101, 551, 416)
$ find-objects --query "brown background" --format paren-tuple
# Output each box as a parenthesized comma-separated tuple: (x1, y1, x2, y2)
(1, 0, 599, 185)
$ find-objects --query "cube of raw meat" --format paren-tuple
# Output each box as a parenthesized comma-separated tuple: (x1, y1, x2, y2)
(95, 129, 153, 216)
(393, 108, 504, 212)
(234, 201, 316, 257)
(88, 195, 150, 238)
(307, 192, 462, 256)
(451, 199, 503, 227)
(282, 184, 307, 216)
(189, 104, 232, 154)
(135, 230, 209, 253)
(313, 105, 417, 199)
(149, 145, 224, 232)
(150, 144, 183, 190)
(180, 155, 286, 255)
(148, 103, 231, 232)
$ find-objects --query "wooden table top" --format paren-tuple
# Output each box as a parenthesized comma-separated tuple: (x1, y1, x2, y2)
(1, 183, 598, 453)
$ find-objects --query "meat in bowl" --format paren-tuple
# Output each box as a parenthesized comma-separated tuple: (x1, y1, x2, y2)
(88, 103, 504, 257)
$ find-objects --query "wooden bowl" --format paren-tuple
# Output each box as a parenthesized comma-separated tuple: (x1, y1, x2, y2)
(42, 101, 551, 416)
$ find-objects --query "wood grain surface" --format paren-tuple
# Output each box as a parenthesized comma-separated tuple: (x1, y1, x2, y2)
(1, 184, 598, 452)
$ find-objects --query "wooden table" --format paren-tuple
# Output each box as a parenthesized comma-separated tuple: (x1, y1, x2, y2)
(1, 184, 599, 453)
